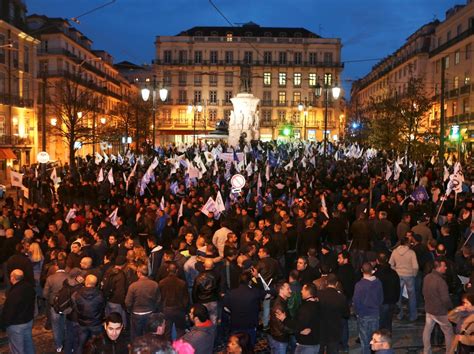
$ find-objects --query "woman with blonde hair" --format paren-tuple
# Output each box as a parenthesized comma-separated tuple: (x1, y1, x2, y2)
(28, 241, 45, 315)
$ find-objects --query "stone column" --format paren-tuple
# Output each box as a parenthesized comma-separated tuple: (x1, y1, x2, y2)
(228, 93, 260, 148)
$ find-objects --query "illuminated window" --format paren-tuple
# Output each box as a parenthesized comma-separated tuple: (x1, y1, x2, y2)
(279, 73, 286, 86)
(309, 73, 317, 87)
(293, 73, 301, 87)
(263, 72, 271, 86)
(226, 33, 233, 42)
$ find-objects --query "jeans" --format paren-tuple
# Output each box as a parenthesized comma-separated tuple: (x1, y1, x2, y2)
(398, 275, 417, 321)
(262, 297, 271, 327)
(6, 320, 35, 354)
(422, 313, 453, 354)
(106, 302, 127, 329)
(267, 335, 288, 354)
(163, 307, 186, 340)
(319, 342, 338, 354)
(64, 319, 80, 354)
(50, 308, 65, 350)
(379, 303, 395, 332)
(78, 325, 103, 354)
(131, 313, 152, 341)
(203, 301, 218, 324)
(296, 344, 320, 353)
(357, 315, 379, 354)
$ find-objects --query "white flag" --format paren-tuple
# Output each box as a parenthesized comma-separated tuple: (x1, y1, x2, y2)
(103, 152, 109, 164)
(215, 191, 226, 213)
(393, 161, 402, 181)
(65, 208, 76, 223)
(160, 196, 165, 210)
(284, 160, 293, 171)
(117, 153, 124, 165)
(385, 165, 392, 181)
(177, 199, 184, 223)
(10, 171, 23, 187)
(109, 207, 118, 226)
(295, 172, 301, 189)
(443, 166, 450, 182)
(265, 162, 270, 181)
(95, 152, 103, 165)
(246, 162, 254, 176)
(50, 167, 60, 186)
(201, 197, 218, 217)
(97, 168, 104, 183)
(107, 168, 114, 185)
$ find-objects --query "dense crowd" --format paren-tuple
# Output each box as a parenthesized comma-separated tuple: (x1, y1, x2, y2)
(1, 140, 474, 354)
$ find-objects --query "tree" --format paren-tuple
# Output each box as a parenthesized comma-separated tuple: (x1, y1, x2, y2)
(49, 72, 95, 175)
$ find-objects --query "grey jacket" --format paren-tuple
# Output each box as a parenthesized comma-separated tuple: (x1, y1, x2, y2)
(43, 269, 69, 305)
(125, 277, 160, 314)
(423, 270, 452, 316)
(181, 324, 216, 354)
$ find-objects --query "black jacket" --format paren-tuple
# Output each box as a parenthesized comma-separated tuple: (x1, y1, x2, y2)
(73, 287, 105, 327)
(84, 332, 129, 354)
(317, 287, 350, 343)
(220, 260, 241, 293)
(223, 284, 267, 330)
(6, 253, 34, 285)
(270, 296, 292, 343)
(374, 264, 401, 305)
(256, 257, 282, 285)
(283, 298, 321, 345)
(336, 263, 356, 300)
(1, 280, 35, 327)
(193, 270, 220, 304)
(101, 267, 128, 305)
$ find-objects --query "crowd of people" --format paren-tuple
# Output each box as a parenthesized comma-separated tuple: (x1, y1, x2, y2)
(0, 139, 473, 354)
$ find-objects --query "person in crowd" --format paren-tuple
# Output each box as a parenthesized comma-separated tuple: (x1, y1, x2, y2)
(101, 255, 128, 328)
(125, 264, 160, 341)
(268, 281, 293, 354)
(192, 258, 220, 324)
(370, 329, 395, 354)
(226, 332, 254, 354)
(181, 303, 216, 354)
(83, 312, 128, 354)
(353, 262, 384, 354)
(422, 259, 454, 354)
(1, 269, 36, 354)
(448, 293, 474, 353)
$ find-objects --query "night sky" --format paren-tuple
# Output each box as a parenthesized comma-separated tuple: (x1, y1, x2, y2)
(27, 0, 457, 95)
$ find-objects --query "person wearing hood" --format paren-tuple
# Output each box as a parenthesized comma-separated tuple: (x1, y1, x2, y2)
(389, 236, 418, 322)
(353, 262, 384, 354)
(181, 303, 216, 354)
(73, 274, 105, 354)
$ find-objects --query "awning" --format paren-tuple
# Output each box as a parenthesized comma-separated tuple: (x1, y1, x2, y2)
(0, 148, 17, 160)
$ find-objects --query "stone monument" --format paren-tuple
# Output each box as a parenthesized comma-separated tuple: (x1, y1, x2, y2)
(228, 66, 260, 147)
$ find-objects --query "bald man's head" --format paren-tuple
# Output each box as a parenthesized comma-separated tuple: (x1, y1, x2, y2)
(203, 258, 214, 270)
(10, 269, 24, 285)
(85, 274, 98, 288)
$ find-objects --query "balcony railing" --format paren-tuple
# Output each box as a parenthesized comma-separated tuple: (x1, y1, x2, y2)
(0, 94, 34, 108)
(153, 58, 344, 68)
(0, 135, 33, 145)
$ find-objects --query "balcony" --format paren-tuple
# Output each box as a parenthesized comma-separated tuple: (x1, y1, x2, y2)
(430, 26, 474, 58)
(276, 100, 288, 107)
(0, 135, 33, 146)
(261, 100, 273, 107)
(460, 85, 471, 95)
(261, 119, 277, 127)
(0, 94, 34, 108)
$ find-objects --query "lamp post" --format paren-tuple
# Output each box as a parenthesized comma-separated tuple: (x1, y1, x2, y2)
(141, 75, 168, 148)
(298, 98, 309, 140)
(188, 103, 203, 145)
(315, 80, 341, 157)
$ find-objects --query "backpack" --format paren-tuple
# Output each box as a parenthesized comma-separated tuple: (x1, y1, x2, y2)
(52, 279, 74, 315)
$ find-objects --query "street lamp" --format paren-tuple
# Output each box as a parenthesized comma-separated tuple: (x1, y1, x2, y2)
(187, 103, 203, 145)
(297, 98, 310, 140)
(315, 80, 341, 156)
(141, 75, 168, 147)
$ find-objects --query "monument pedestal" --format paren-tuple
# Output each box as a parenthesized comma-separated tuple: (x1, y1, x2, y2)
(228, 93, 260, 148)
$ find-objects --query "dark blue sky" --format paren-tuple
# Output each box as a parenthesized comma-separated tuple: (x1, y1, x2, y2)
(27, 0, 457, 94)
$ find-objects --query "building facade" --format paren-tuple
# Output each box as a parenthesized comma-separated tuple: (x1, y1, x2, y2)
(26, 14, 138, 162)
(154, 23, 344, 143)
(0, 1, 39, 180)
(428, 0, 474, 154)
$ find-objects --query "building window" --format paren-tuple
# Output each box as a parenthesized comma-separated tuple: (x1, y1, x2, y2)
(309, 52, 317, 65)
(279, 52, 287, 65)
(293, 73, 301, 87)
(179, 50, 187, 64)
(225, 51, 233, 64)
(463, 98, 470, 113)
(323, 52, 333, 64)
(264, 51, 272, 65)
(279, 73, 287, 86)
(263, 91, 272, 105)
(309, 73, 317, 87)
(209, 109, 217, 122)
(293, 91, 301, 104)
(455, 50, 460, 65)
(225, 71, 233, 86)
(466, 44, 471, 60)
(278, 91, 286, 105)
(454, 76, 459, 89)
(179, 71, 187, 86)
(224, 109, 232, 119)
(226, 33, 233, 42)
(324, 73, 333, 86)
(178, 90, 187, 103)
(262, 110, 272, 122)
(194, 51, 202, 64)
(194, 72, 202, 86)
(465, 74, 471, 85)
(178, 109, 187, 124)
(164, 50, 172, 63)
(447, 31, 451, 42)
(210, 51, 218, 64)
(278, 110, 286, 122)
(0, 34, 5, 64)
(209, 91, 217, 104)
(445, 56, 450, 69)
(0, 72, 5, 94)
(457, 24, 463, 35)
(24, 46, 30, 73)
(194, 90, 202, 104)
(294, 52, 302, 65)
(224, 91, 233, 103)
(452, 101, 457, 116)
(163, 71, 172, 86)
(263, 72, 271, 86)
(244, 51, 253, 64)
(209, 73, 218, 86)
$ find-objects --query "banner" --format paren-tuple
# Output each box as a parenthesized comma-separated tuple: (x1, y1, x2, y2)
(201, 197, 218, 217)
(10, 171, 23, 187)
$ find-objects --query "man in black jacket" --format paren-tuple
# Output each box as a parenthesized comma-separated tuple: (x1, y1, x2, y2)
(192, 258, 221, 324)
(73, 274, 105, 354)
(101, 255, 128, 328)
(374, 252, 400, 332)
(276, 282, 321, 353)
(6, 243, 34, 285)
(1, 269, 36, 354)
(84, 312, 128, 354)
(268, 281, 292, 353)
(318, 274, 350, 354)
